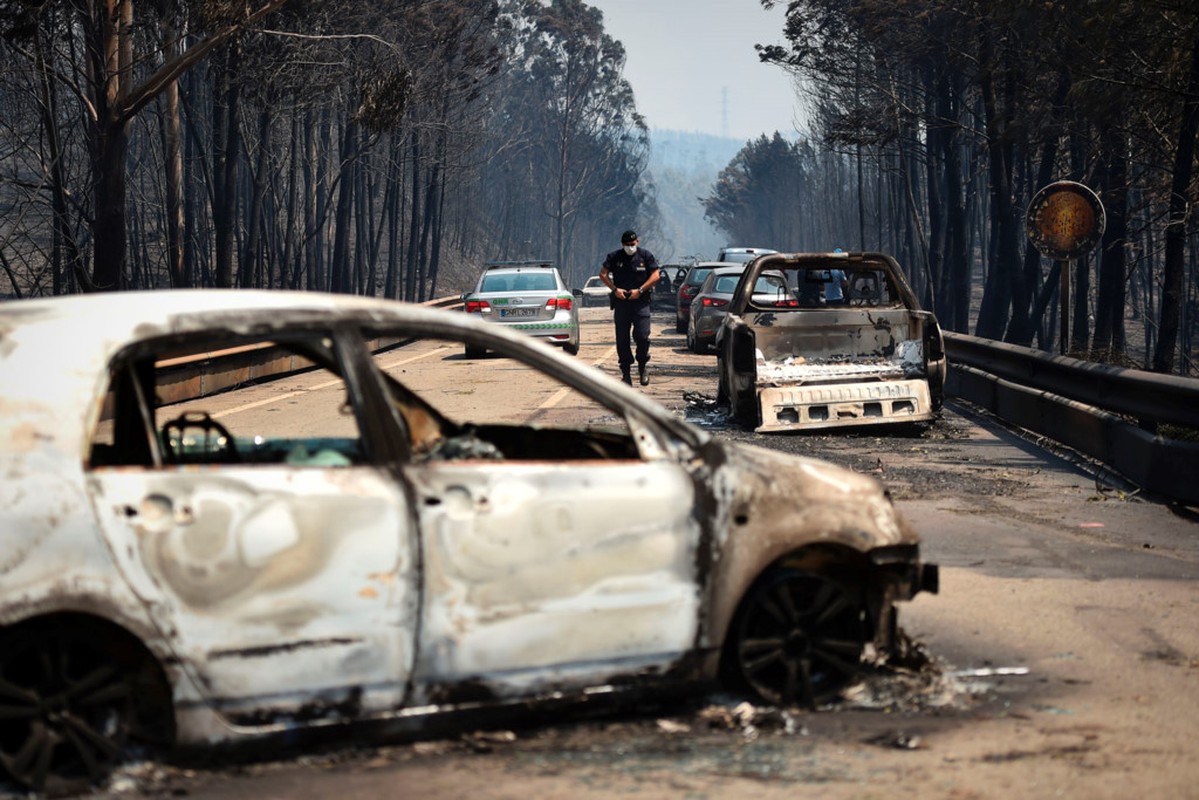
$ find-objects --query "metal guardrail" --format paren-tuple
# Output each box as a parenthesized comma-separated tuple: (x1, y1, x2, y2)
(944, 332, 1199, 506)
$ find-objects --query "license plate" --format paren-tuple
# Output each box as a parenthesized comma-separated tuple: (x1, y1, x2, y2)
(500, 307, 539, 318)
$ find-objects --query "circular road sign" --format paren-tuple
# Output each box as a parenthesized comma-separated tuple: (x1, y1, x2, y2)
(1026, 181, 1106, 260)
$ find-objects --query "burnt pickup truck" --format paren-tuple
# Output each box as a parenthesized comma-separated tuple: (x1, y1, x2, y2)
(715, 251, 947, 432)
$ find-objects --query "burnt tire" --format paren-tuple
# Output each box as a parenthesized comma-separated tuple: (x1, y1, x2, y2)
(0, 620, 173, 795)
(725, 569, 868, 709)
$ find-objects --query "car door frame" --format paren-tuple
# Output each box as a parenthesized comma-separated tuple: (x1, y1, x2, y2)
(86, 322, 422, 726)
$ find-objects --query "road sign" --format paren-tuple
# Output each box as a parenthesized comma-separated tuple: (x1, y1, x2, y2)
(1025, 181, 1106, 260)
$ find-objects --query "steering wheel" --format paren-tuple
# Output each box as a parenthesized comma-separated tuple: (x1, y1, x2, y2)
(161, 411, 240, 464)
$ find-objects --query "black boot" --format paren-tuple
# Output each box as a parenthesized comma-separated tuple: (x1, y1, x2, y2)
(638, 363, 649, 386)
(621, 366, 632, 385)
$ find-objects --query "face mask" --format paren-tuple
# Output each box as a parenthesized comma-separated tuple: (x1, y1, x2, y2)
(623, 245, 636, 256)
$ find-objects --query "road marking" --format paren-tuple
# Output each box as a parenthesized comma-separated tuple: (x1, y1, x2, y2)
(538, 346, 616, 409)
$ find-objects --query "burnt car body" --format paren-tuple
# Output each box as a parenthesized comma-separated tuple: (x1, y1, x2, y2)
(0, 290, 936, 794)
(716, 251, 948, 433)
(652, 265, 683, 311)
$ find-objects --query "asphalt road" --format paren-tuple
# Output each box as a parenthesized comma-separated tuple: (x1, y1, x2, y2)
(71, 307, 1199, 800)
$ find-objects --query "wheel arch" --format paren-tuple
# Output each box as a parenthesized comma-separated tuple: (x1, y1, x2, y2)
(706, 542, 889, 669)
(709, 544, 890, 702)
(0, 610, 178, 745)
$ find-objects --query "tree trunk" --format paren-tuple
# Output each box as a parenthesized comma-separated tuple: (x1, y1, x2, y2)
(975, 34, 1018, 339)
(212, 48, 242, 288)
(1152, 34, 1199, 374)
(1093, 132, 1128, 356)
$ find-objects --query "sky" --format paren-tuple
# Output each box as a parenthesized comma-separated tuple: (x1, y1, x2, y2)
(585, 0, 802, 142)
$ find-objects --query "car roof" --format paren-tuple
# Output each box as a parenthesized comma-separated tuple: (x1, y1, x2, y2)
(0, 289, 705, 458)
(484, 260, 555, 269)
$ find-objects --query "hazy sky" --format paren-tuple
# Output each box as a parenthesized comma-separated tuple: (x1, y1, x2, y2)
(585, 0, 802, 141)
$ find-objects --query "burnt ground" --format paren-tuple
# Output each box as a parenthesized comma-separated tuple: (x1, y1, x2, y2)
(677, 392, 1132, 503)
(88, 660, 1005, 800)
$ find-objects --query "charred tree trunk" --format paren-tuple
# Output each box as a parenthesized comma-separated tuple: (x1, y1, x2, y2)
(1153, 34, 1199, 374)
(211, 48, 242, 288)
(975, 36, 1019, 339)
(1093, 132, 1129, 356)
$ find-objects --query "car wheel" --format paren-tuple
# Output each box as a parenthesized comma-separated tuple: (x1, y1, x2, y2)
(675, 316, 686, 334)
(0, 620, 173, 795)
(733, 385, 758, 427)
(563, 338, 579, 356)
(464, 344, 486, 359)
(726, 568, 867, 708)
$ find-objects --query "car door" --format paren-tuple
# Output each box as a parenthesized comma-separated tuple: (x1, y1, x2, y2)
(380, 339, 705, 693)
(87, 330, 418, 722)
(406, 457, 702, 692)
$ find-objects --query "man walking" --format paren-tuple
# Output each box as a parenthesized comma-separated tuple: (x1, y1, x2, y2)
(600, 229, 660, 386)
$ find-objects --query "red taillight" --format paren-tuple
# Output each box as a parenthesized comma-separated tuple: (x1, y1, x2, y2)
(465, 300, 491, 313)
(681, 285, 698, 300)
(701, 297, 728, 308)
(774, 299, 799, 307)
(546, 296, 573, 311)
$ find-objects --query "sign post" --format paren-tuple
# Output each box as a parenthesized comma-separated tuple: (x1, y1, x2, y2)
(1025, 181, 1106, 355)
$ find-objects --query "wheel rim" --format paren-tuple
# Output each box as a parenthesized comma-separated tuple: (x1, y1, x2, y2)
(734, 571, 866, 708)
(0, 626, 136, 793)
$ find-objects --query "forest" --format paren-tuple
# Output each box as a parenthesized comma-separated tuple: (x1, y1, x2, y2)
(705, 0, 1199, 375)
(1, 0, 1197, 376)
(0, 0, 651, 299)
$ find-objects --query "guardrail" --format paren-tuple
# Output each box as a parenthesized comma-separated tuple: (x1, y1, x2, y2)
(944, 332, 1199, 506)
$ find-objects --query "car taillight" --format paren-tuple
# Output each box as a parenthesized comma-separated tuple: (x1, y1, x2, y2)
(773, 299, 799, 307)
(465, 300, 491, 313)
(701, 297, 728, 308)
(546, 296, 573, 311)
(681, 284, 698, 299)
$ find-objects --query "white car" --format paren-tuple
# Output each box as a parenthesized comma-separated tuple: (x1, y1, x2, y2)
(580, 275, 611, 307)
(0, 289, 937, 794)
(462, 261, 580, 356)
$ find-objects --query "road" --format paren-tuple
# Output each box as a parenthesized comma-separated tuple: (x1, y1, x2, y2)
(76, 307, 1199, 800)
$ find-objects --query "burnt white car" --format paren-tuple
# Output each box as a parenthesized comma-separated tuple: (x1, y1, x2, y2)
(717, 251, 948, 432)
(0, 290, 937, 794)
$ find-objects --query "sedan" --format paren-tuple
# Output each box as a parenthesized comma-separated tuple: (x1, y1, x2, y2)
(688, 267, 797, 354)
(580, 275, 611, 307)
(675, 261, 737, 333)
(0, 290, 937, 795)
(462, 261, 579, 355)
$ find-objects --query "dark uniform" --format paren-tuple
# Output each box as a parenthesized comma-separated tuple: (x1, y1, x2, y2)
(602, 242, 660, 384)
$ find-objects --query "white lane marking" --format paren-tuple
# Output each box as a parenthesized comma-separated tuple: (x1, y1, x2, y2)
(539, 346, 617, 409)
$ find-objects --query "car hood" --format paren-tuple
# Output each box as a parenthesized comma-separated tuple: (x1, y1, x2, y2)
(706, 439, 918, 550)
